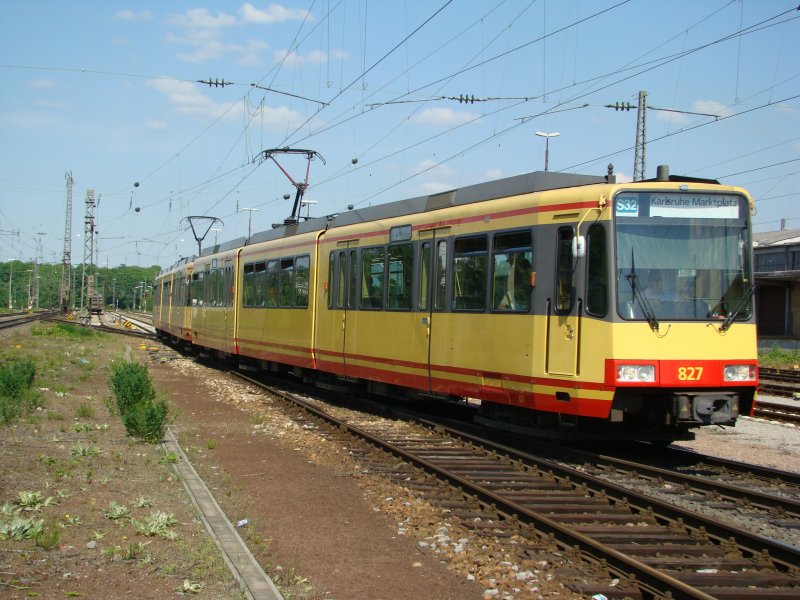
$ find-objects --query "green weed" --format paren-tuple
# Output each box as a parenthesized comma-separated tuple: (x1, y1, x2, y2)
(75, 402, 94, 419)
(103, 501, 130, 521)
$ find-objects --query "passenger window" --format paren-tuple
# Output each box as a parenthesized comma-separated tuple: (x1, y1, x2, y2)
(279, 257, 294, 307)
(453, 236, 487, 311)
(266, 260, 279, 307)
(295, 255, 310, 308)
(555, 228, 574, 313)
(243, 263, 255, 307)
(492, 231, 532, 312)
(253, 261, 266, 307)
(388, 243, 413, 310)
(360, 247, 385, 309)
(586, 224, 608, 316)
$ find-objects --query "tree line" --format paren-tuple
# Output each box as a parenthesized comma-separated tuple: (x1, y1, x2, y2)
(0, 261, 161, 312)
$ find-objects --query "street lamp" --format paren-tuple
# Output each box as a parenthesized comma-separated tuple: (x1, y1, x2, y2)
(535, 131, 560, 172)
(211, 228, 221, 246)
(242, 208, 258, 239)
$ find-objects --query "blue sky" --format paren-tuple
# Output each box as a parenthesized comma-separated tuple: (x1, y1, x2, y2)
(1, 0, 798, 268)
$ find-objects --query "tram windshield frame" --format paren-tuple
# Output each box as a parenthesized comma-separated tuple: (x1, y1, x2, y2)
(613, 190, 753, 323)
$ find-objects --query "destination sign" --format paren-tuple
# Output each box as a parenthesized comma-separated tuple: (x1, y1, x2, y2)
(614, 193, 741, 219)
(650, 194, 740, 219)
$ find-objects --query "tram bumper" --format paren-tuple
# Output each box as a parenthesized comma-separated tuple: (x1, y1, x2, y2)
(676, 392, 739, 424)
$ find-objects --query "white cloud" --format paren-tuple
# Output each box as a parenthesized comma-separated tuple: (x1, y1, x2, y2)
(114, 10, 153, 21)
(146, 77, 312, 132)
(410, 107, 478, 127)
(26, 78, 58, 89)
(417, 160, 451, 178)
(485, 168, 503, 179)
(253, 103, 317, 132)
(237, 40, 269, 66)
(167, 8, 236, 29)
(654, 107, 690, 127)
(166, 7, 267, 65)
(240, 3, 312, 24)
(146, 78, 241, 120)
(614, 171, 633, 183)
(145, 119, 168, 130)
(692, 100, 734, 119)
(655, 100, 734, 126)
(33, 99, 64, 108)
(420, 181, 453, 194)
(274, 49, 327, 66)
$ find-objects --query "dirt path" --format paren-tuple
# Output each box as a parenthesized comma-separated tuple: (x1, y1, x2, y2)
(149, 351, 487, 600)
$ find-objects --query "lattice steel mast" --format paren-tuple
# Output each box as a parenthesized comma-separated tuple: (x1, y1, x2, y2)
(60, 171, 73, 312)
(633, 90, 648, 182)
(80, 190, 96, 316)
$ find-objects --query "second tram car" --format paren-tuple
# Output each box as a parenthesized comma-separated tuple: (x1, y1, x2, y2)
(153, 166, 758, 442)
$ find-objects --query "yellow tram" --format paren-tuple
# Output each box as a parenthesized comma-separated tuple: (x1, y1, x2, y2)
(154, 166, 758, 442)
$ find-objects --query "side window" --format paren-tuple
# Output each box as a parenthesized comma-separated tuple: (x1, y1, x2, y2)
(192, 272, 203, 306)
(253, 261, 266, 307)
(453, 236, 487, 311)
(434, 240, 447, 311)
(419, 241, 431, 311)
(279, 257, 294, 307)
(209, 269, 217, 306)
(266, 260, 279, 307)
(295, 255, 310, 308)
(586, 224, 608, 316)
(388, 243, 413, 310)
(360, 247, 385, 309)
(492, 230, 533, 312)
(555, 227, 574, 313)
(243, 263, 255, 307)
(185, 276, 192, 307)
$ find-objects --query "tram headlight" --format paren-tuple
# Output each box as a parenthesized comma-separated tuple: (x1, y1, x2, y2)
(723, 364, 756, 382)
(616, 364, 655, 383)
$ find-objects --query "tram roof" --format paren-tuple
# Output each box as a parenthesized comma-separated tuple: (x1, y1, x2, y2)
(241, 169, 605, 250)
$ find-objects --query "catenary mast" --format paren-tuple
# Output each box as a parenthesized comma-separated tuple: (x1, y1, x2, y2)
(60, 171, 73, 312)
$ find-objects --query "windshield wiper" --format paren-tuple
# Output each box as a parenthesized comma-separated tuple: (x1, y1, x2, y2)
(719, 283, 756, 332)
(625, 251, 659, 332)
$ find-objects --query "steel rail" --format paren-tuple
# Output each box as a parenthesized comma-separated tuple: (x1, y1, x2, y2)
(405, 413, 800, 571)
(229, 370, 741, 600)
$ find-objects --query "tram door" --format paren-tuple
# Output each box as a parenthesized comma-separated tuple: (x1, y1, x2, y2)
(546, 227, 579, 376)
(223, 259, 235, 353)
(418, 229, 450, 393)
(329, 243, 358, 377)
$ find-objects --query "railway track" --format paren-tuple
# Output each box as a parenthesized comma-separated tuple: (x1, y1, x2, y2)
(0, 309, 58, 331)
(224, 366, 800, 600)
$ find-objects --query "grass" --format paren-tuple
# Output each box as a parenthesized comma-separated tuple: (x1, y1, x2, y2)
(75, 402, 95, 419)
(31, 322, 98, 339)
(0, 327, 243, 598)
(758, 346, 800, 369)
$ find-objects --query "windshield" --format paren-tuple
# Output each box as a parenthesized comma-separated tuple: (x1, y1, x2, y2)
(614, 191, 752, 322)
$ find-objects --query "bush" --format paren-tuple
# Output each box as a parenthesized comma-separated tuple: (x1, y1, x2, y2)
(0, 357, 36, 398)
(0, 357, 39, 426)
(110, 362, 155, 416)
(109, 362, 168, 443)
